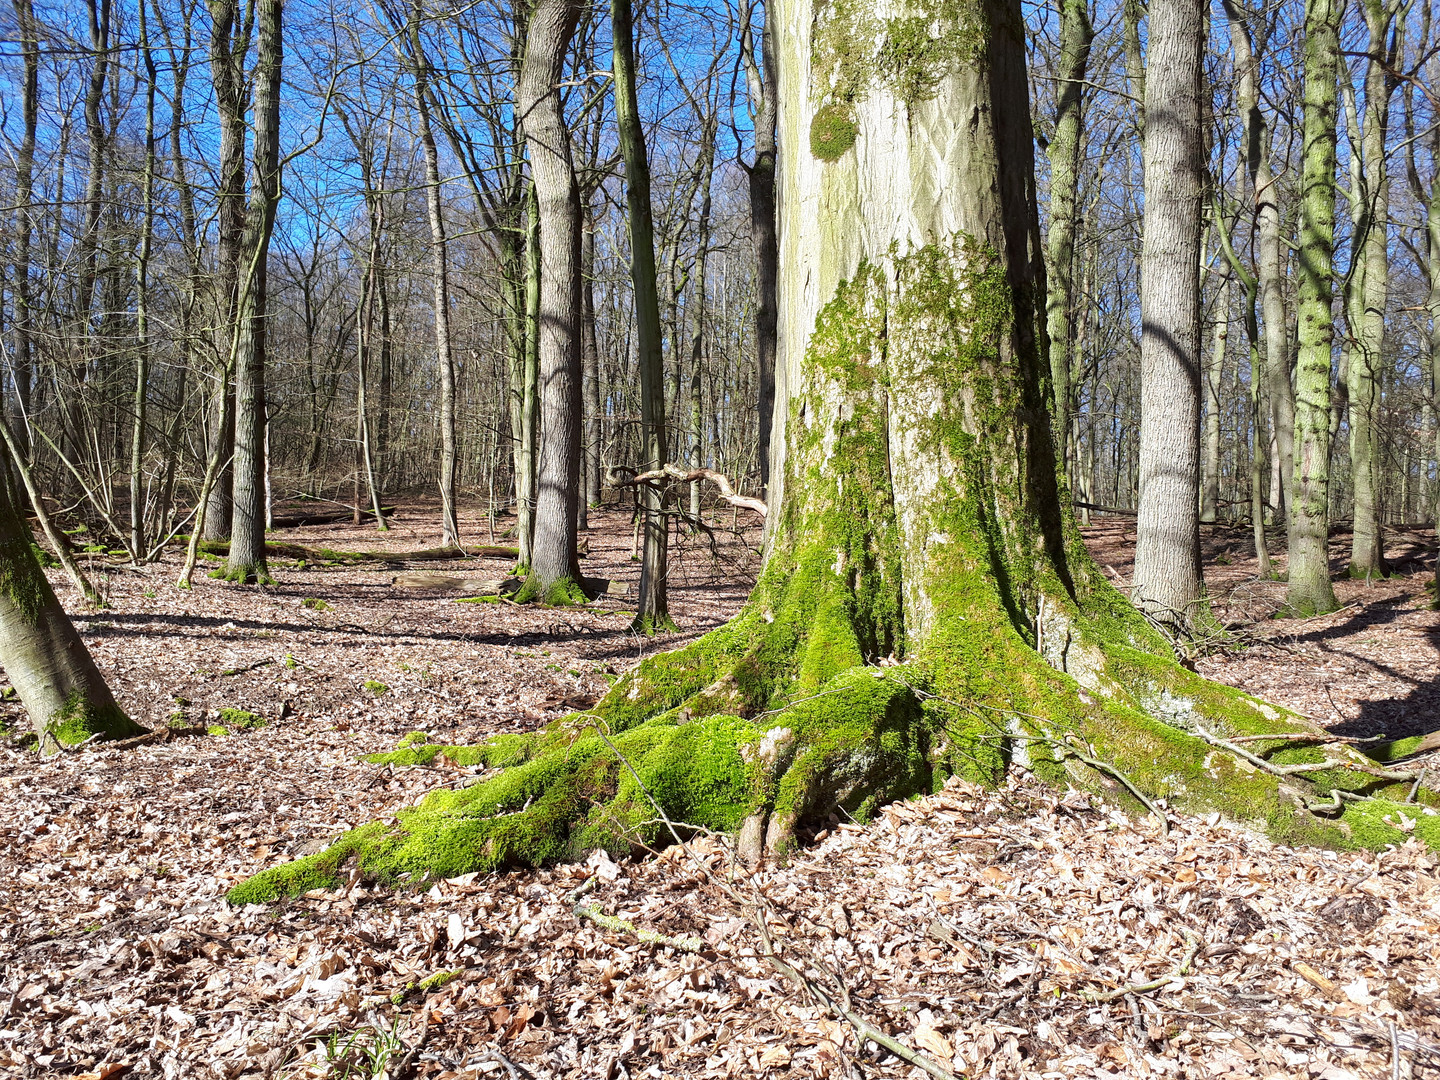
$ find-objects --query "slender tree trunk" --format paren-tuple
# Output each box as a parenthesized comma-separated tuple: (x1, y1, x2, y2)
(611, 0, 673, 630)
(409, 1, 460, 548)
(130, 0, 159, 560)
(11, 0, 38, 464)
(517, 190, 541, 568)
(204, 0, 251, 542)
(515, 0, 586, 604)
(1345, 0, 1397, 579)
(582, 193, 602, 522)
(1424, 91, 1440, 602)
(1224, 1, 1296, 530)
(1045, 0, 1093, 463)
(688, 120, 717, 524)
(1288, 0, 1342, 616)
(1201, 272, 1228, 523)
(744, 0, 779, 495)
(1123, 0, 1146, 131)
(223, 0, 281, 585)
(1132, 0, 1206, 632)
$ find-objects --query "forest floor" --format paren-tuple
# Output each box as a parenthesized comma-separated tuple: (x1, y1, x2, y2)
(1, 502, 1438, 1080)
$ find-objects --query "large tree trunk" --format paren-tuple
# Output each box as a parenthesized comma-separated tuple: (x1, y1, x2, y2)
(1288, 0, 1342, 616)
(222, 0, 281, 585)
(514, 0, 586, 604)
(0, 451, 143, 752)
(232, 0, 1440, 905)
(1132, 0, 1206, 632)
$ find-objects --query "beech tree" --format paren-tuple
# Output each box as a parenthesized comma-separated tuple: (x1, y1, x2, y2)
(514, 0, 587, 604)
(1132, 0, 1206, 632)
(0, 454, 143, 753)
(230, 0, 1440, 904)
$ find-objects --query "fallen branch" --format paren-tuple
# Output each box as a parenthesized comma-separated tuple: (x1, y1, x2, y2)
(1082, 935, 1202, 1003)
(568, 876, 704, 952)
(616, 464, 768, 518)
(219, 658, 275, 677)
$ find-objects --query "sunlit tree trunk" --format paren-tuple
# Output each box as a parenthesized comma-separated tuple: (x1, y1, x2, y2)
(1344, 0, 1398, 579)
(1201, 271, 1229, 524)
(1288, 0, 1342, 616)
(515, 0, 586, 604)
(408, 0, 460, 548)
(612, 0, 673, 630)
(742, 0, 780, 495)
(222, 0, 282, 584)
(203, 0, 251, 543)
(0, 448, 142, 752)
(1132, 0, 1206, 632)
(1045, 0, 1093, 465)
(10, 0, 38, 464)
(232, 0, 1440, 907)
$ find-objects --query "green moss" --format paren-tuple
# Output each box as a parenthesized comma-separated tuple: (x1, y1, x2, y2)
(217, 708, 266, 731)
(46, 690, 146, 747)
(229, 237, 1439, 904)
(513, 575, 589, 606)
(0, 532, 54, 624)
(366, 731, 538, 769)
(208, 725, 230, 736)
(1365, 734, 1432, 763)
(418, 969, 460, 992)
(362, 680, 389, 696)
(809, 105, 857, 161)
(302, 597, 332, 611)
(812, 0, 987, 108)
(454, 595, 502, 604)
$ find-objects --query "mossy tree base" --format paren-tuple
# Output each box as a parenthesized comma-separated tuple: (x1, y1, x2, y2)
(230, 239, 1440, 906)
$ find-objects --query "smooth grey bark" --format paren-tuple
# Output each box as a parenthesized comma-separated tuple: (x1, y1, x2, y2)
(1288, 0, 1342, 616)
(0, 448, 142, 752)
(687, 117, 718, 524)
(742, 0, 780, 496)
(582, 196, 603, 517)
(407, 0, 460, 548)
(131, 0, 159, 560)
(203, 0, 252, 542)
(516, 0, 586, 604)
(1223, 0, 1294, 528)
(1131, 0, 1206, 632)
(1343, 0, 1398, 579)
(1044, 0, 1093, 463)
(518, 187, 541, 568)
(612, 0, 673, 631)
(1201, 271, 1229, 524)
(10, 0, 37, 463)
(223, 0, 281, 584)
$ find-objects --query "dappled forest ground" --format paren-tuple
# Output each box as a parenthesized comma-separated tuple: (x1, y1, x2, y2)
(0, 503, 1437, 1079)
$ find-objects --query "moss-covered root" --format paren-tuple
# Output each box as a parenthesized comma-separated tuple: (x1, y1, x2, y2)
(228, 669, 937, 904)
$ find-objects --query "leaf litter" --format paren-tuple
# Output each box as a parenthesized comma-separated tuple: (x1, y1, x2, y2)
(0, 505, 1437, 1079)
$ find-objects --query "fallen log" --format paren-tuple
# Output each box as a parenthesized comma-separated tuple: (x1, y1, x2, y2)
(391, 573, 628, 598)
(615, 465, 767, 517)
